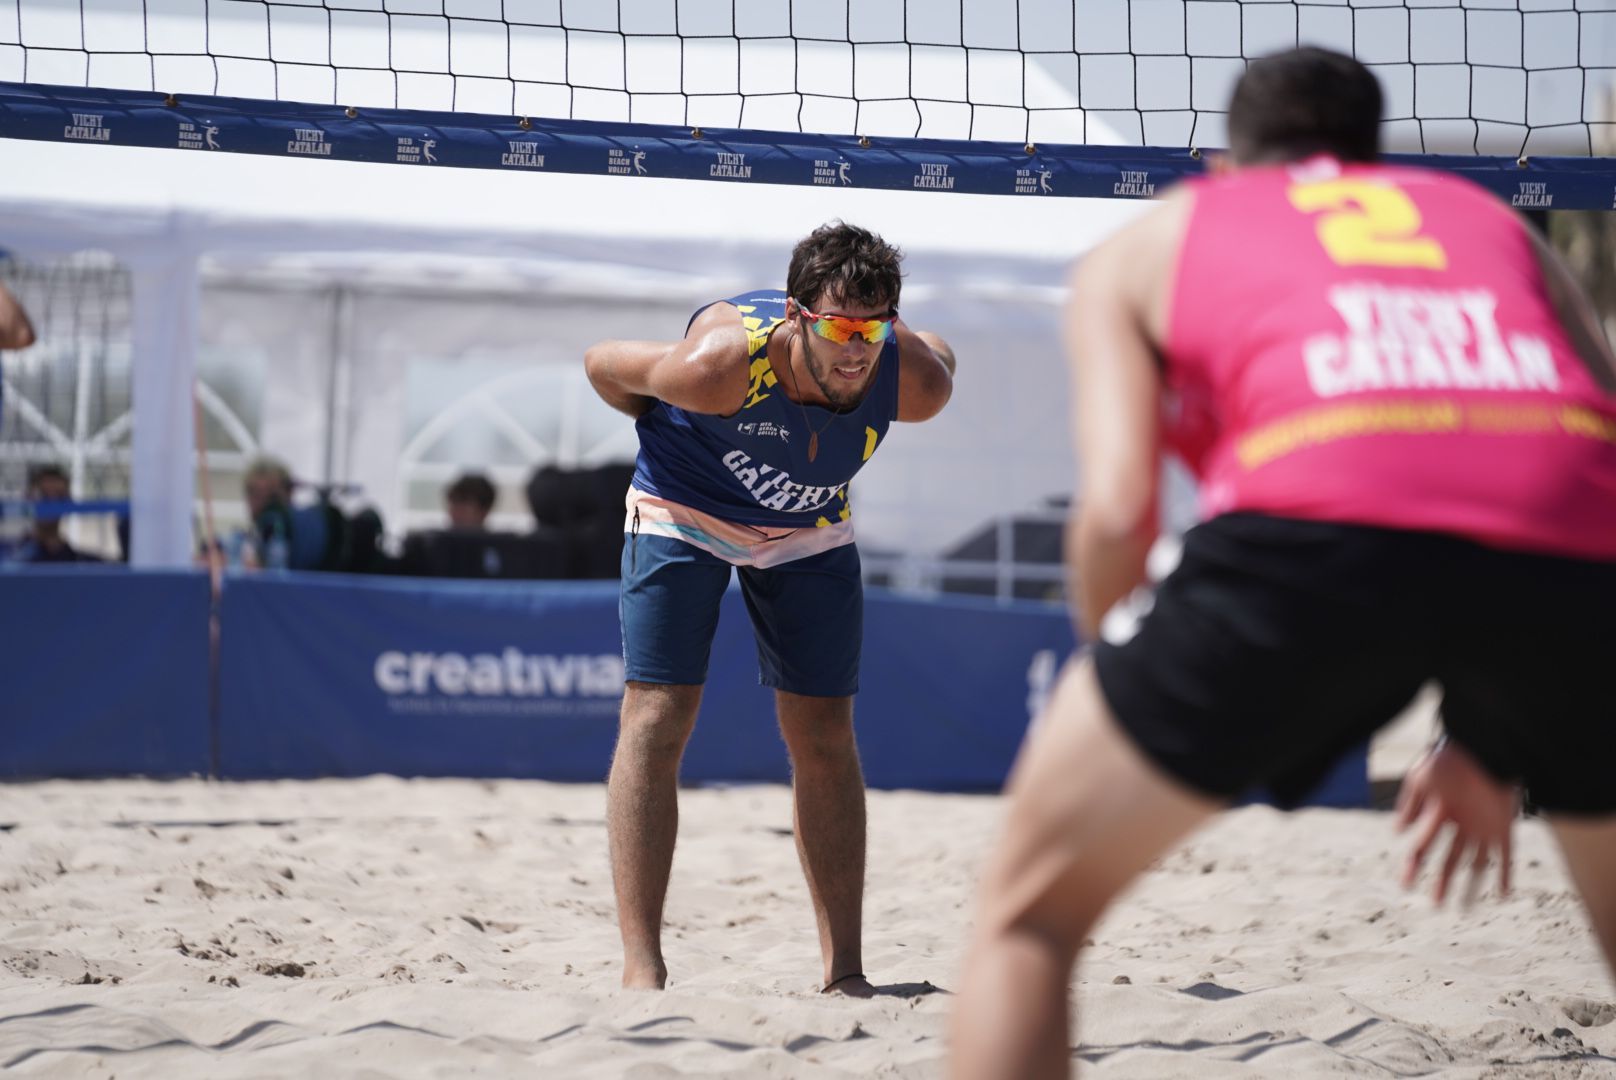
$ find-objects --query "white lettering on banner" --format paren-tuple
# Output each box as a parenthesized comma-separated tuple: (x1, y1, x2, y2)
(1302, 283, 1559, 398)
(1014, 168, 1053, 195)
(502, 140, 546, 167)
(608, 148, 648, 175)
(1512, 182, 1552, 209)
(914, 162, 955, 190)
(396, 136, 421, 164)
(373, 649, 625, 698)
(710, 150, 752, 179)
(288, 128, 332, 156)
(1113, 170, 1154, 197)
(721, 450, 840, 512)
(64, 113, 110, 142)
(812, 159, 852, 186)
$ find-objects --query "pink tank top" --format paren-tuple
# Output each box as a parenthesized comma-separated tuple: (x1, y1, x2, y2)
(1166, 158, 1616, 561)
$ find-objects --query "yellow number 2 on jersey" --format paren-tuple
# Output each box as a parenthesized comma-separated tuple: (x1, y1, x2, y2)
(1287, 178, 1449, 270)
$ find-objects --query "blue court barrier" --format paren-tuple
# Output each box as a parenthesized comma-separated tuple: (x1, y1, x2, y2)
(2, 569, 1366, 804)
(217, 573, 627, 780)
(0, 567, 212, 777)
(215, 573, 1083, 790)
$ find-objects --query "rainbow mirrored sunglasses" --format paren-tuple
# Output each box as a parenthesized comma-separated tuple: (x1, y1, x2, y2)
(795, 301, 898, 345)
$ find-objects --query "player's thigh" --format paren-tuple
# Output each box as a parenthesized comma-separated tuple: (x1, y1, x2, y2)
(1549, 814, 1616, 971)
(978, 658, 1221, 946)
(737, 542, 862, 698)
(619, 533, 733, 686)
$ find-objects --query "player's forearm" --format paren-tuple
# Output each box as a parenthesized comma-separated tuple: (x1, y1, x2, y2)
(0, 286, 36, 350)
(1068, 506, 1156, 641)
(584, 341, 660, 417)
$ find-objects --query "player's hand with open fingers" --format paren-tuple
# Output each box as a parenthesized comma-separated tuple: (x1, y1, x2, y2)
(1395, 738, 1520, 907)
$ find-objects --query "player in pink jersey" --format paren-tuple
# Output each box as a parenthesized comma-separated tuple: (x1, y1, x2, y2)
(949, 47, 1616, 1079)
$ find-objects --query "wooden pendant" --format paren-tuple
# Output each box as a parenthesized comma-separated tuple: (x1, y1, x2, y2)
(808, 432, 819, 462)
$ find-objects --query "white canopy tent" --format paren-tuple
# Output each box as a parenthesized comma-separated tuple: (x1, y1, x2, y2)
(0, 137, 1145, 569)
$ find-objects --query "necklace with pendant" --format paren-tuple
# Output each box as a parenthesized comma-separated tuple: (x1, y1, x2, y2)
(782, 331, 838, 463)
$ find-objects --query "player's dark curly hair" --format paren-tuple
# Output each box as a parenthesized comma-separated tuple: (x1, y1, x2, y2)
(787, 221, 903, 312)
(1228, 47, 1382, 165)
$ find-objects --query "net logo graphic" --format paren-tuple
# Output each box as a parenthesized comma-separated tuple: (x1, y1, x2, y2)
(813, 159, 852, 186)
(288, 127, 332, 156)
(1113, 170, 1154, 197)
(374, 649, 625, 716)
(177, 122, 219, 150)
(395, 135, 435, 164)
(1015, 167, 1052, 195)
(608, 148, 648, 175)
(913, 162, 955, 189)
(1511, 182, 1552, 209)
(64, 112, 110, 142)
(710, 150, 752, 179)
(502, 140, 546, 168)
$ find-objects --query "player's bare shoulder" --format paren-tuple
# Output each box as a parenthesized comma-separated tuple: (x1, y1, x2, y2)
(676, 301, 754, 413)
(1072, 184, 1198, 346)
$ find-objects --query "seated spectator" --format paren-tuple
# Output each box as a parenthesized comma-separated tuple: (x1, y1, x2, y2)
(15, 463, 102, 563)
(445, 472, 496, 531)
(241, 457, 296, 568)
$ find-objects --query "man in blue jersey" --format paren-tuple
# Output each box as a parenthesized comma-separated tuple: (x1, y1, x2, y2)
(585, 221, 956, 994)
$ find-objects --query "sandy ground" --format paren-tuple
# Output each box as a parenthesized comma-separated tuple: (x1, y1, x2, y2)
(0, 776, 1611, 1078)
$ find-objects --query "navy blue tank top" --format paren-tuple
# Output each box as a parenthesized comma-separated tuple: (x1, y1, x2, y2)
(631, 290, 901, 528)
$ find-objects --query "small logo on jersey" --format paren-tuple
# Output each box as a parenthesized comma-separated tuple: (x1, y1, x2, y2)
(737, 421, 790, 441)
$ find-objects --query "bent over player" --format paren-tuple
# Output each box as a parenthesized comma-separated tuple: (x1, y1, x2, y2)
(950, 47, 1616, 1078)
(585, 221, 955, 994)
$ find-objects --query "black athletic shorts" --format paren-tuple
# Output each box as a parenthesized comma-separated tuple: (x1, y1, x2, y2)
(1093, 512, 1616, 814)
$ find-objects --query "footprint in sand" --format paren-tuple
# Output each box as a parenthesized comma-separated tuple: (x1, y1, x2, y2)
(1558, 997, 1616, 1028)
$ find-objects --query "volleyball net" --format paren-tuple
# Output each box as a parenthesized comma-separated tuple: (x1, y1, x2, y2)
(0, 1, 1612, 203)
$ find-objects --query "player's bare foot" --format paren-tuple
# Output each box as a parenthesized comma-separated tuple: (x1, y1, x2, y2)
(621, 960, 667, 990)
(820, 972, 876, 998)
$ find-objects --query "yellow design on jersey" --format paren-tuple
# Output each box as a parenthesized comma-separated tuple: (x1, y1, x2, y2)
(813, 487, 852, 527)
(743, 315, 784, 409)
(862, 426, 878, 461)
(1287, 178, 1448, 270)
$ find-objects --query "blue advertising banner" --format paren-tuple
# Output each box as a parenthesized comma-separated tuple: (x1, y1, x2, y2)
(2, 81, 1612, 210)
(215, 574, 1366, 803)
(0, 567, 212, 778)
(214, 573, 1081, 789)
(695, 589, 1080, 791)
(217, 573, 627, 780)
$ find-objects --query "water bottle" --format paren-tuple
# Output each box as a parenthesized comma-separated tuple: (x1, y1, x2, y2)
(264, 521, 290, 571)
